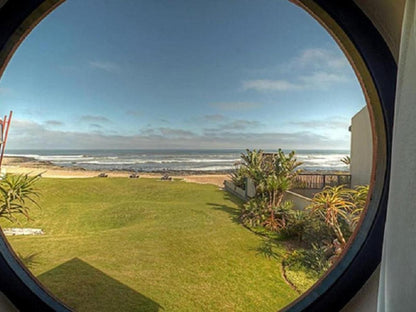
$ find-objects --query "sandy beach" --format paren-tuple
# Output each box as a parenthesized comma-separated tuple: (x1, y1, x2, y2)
(2, 156, 230, 187)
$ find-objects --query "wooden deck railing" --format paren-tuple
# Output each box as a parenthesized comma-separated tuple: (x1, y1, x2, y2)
(293, 173, 351, 189)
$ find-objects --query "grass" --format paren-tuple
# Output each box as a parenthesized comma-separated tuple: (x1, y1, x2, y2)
(1, 177, 300, 311)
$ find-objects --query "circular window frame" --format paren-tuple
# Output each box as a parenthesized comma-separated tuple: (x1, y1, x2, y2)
(0, 1, 396, 311)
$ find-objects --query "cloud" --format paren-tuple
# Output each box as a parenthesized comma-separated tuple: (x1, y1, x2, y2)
(205, 120, 262, 133)
(243, 80, 300, 91)
(7, 119, 349, 150)
(140, 127, 196, 139)
(243, 73, 348, 92)
(80, 115, 111, 123)
(209, 102, 262, 111)
(89, 123, 103, 129)
(203, 114, 226, 122)
(294, 48, 349, 70)
(291, 117, 349, 130)
(243, 48, 352, 92)
(299, 71, 348, 88)
(158, 128, 196, 138)
(89, 61, 120, 73)
(44, 120, 64, 126)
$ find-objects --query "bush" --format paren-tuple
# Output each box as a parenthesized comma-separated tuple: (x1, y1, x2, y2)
(0, 173, 41, 222)
(284, 244, 331, 276)
(281, 209, 308, 241)
(240, 197, 268, 227)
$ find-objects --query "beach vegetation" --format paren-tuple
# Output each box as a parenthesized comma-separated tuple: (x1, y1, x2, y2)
(307, 184, 369, 247)
(236, 149, 302, 232)
(0, 173, 41, 222)
(307, 185, 354, 246)
(340, 156, 351, 165)
(278, 184, 368, 292)
(350, 184, 370, 226)
(232, 150, 369, 291)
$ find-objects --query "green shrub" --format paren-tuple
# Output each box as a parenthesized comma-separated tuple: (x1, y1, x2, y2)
(281, 209, 308, 241)
(285, 244, 331, 276)
(0, 173, 41, 222)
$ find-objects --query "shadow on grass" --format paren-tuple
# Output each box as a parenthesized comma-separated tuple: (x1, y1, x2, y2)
(17, 252, 40, 270)
(207, 202, 241, 225)
(251, 238, 281, 260)
(222, 191, 245, 207)
(206, 191, 245, 225)
(37, 258, 162, 312)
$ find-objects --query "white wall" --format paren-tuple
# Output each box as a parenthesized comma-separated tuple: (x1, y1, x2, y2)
(350, 106, 373, 187)
(283, 190, 311, 210)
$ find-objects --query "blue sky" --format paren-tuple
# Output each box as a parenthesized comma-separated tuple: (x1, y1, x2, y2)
(0, 0, 365, 150)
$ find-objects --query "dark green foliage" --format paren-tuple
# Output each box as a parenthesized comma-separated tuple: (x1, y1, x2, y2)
(240, 197, 268, 227)
(281, 210, 308, 242)
(284, 244, 332, 276)
(302, 213, 334, 246)
(233, 149, 369, 292)
(229, 166, 247, 189)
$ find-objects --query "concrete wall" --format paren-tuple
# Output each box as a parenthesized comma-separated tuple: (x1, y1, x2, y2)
(350, 106, 373, 187)
(223, 180, 247, 201)
(283, 190, 312, 210)
(245, 178, 256, 198)
(224, 181, 312, 211)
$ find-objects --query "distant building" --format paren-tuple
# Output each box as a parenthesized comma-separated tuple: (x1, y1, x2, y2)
(350, 106, 373, 187)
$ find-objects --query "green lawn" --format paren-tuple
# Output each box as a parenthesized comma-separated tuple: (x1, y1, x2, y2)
(1, 177, 299, 311)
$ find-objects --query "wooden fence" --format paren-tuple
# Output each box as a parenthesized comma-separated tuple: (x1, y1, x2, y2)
(293, 173, 351, 189)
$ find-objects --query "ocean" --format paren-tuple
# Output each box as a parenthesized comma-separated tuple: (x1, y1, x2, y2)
(5, 149, 350, 172)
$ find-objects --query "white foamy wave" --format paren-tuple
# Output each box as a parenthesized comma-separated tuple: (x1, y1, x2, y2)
(186, 165, 234, 171)
(177, 158, 239, 163)
(5, 153, 41, 158)
(81, 160, 137, 165)
(6, 150, 350, 172)
(37, 155, 94, 162)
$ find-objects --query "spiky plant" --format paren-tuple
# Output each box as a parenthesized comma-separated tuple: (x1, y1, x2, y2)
(350, 184, 369, 228)
(307, 185, 354, 246)
(340, 156, 351, 165)
(0, 173, 41, 222)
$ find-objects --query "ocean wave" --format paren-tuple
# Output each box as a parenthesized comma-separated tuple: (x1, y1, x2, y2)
(5, 153, 41, 158)
(37, 155, 93, 162)
(6, 150, 350, 172)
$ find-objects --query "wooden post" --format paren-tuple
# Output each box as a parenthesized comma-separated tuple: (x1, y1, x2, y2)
(0, 111, 12, 170)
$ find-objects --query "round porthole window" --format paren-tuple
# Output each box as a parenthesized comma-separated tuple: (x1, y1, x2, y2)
(0, 1, 396, 311)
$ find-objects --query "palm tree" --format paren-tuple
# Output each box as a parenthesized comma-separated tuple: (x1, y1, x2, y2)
(236, 148, 303, 232)
(340, 156, 351, 165)
(239, 149, 265, 186)
(0, 173, 41, 222)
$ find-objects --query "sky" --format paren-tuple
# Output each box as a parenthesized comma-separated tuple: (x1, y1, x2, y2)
(0, 0, 366, 150)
